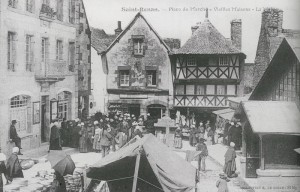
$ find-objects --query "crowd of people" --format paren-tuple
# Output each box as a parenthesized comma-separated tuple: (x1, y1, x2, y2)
(48, 112, 156, 158)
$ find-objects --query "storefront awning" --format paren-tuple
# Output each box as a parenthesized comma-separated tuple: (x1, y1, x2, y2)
(212, 108, 235, 120)
(241, 101, 300, 135)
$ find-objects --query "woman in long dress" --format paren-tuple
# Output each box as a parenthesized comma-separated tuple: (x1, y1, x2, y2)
(49, 121, 62, 151)
(93, 123, 102, 153)
(79, 123, 88, 153)
(174, 127, 183, 149)
(223, 142, 237, 178)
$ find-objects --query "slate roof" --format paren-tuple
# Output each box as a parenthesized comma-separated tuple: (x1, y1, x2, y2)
(175, 19, 244, 55)
(91, 27, 116, 54)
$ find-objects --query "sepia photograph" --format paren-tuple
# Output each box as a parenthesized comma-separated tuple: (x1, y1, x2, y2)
(0, 0, 299, 191)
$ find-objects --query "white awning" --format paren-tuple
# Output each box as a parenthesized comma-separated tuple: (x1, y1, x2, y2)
(241, 101, 300, 135)
(213, 108, 235, 120)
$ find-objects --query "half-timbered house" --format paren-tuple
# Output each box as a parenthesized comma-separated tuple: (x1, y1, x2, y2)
(170, 13, 246, 126)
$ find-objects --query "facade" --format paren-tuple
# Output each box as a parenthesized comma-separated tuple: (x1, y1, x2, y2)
(76, 0, 92, 119)
(90, 27, 117, 115)
(253, 8, 300, 87)
(0, 0, 90, 154)
(238, 38, 300, 178)
(170, 14, 246, 126)
(100, 13, 173, 119)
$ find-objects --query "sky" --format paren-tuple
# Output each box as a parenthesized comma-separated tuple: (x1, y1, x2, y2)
(83, 0, 300, 63)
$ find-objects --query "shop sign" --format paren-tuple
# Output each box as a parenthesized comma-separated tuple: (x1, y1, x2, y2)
(119, 94, 148, 99)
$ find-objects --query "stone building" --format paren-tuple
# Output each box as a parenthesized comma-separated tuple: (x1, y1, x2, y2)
(0, 0, 90, 154)
(253, 8, 300, 87)
(97, 12, 175, 119)
(169, 12, 246, 126)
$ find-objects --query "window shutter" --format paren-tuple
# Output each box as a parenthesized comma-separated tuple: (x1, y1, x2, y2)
(30, 39, 34, 71)
(12, 35, 17, 70)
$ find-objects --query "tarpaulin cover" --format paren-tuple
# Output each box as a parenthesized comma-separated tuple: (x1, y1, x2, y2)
(86, 134, 196, 192)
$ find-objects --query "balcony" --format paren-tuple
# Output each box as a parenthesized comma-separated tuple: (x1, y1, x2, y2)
(35, 59, 67, 83)
(39, 4, 55, 21)
(174, 94, 231, 108)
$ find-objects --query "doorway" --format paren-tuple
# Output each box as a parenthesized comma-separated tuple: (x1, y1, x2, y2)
(147, 104, 166, 120)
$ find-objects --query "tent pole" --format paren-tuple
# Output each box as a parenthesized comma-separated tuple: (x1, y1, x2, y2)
(132, 153, 141, 192)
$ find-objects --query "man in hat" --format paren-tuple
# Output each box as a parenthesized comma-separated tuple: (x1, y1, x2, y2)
(9, 120, 22, 155)
(196, 138, 208, 172)
(223, 142, 237, 178)
(6, 147, 24, 182)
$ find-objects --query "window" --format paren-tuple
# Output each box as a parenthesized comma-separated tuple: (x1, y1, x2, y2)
(58, 92, 71, 120)
(120, 70, 130, 86)
(216, 85, 226, 95)
(186, 85, 195, 95)
(175, 85, 184, 95)
(187, 57, 196, 66)
(56, 40, 63, 60)
(227, 85, 236, 95)
(41, 38, 49, 63)
(206, 85, 215, 95)
(26, 35, 34, 71)
(10, 95, 31, 133)
(146, 70, 157, 86)
(196, 85, 205, 95)
(69, 0, 76, 24)
(133, 39, 143, 55)
(219, 56, 229, 66)
(56, 0, 64, 21)
(8, 32, 16, 71)
(8, 0, 17, 8)
(26, 0, 34, 13)
(68, 42, 75, 72)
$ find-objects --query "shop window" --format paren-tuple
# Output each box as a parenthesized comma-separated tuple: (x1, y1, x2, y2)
(146, 70, 156, 87)
(120, 70, 130, 86)
(10, 95, 31, 134)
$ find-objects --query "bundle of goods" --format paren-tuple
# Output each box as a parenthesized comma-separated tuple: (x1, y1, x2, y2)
(64, 163, 85, 192)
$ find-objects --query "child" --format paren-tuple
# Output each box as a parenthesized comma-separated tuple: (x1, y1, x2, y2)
(216, 173, 230, 192)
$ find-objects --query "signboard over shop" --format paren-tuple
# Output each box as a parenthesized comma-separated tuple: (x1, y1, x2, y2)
(119, 94, 148, 99)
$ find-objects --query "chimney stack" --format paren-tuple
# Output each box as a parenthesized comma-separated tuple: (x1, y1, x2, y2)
(231, 19, 242, 50)
(114, 21, 122, 36)
(261, 8, 283, 37)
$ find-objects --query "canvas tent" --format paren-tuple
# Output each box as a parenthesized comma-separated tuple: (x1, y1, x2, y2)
(86, 134, 197, 192)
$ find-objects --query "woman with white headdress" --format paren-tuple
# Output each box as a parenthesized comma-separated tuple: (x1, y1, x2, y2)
(223, 142, 237, 178)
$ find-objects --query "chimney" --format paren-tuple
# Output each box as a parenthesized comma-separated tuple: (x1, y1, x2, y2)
(261, 8, 283, 37)
(114, 21, 122, 36)
(231, 19, 242, 50)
